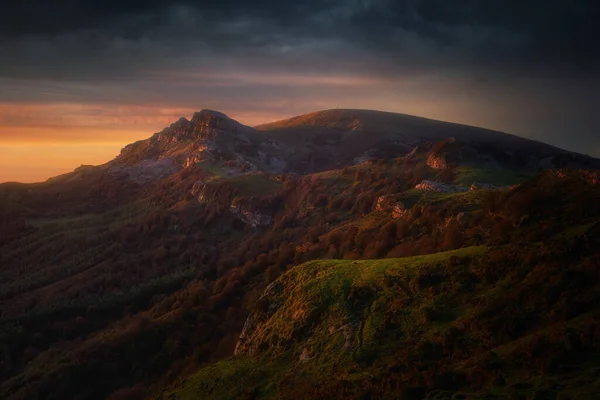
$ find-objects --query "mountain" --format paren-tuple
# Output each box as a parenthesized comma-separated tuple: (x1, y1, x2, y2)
(52, 108, 599, 185)
(1, 109, 600, 400)
(256, 109, 599, 172)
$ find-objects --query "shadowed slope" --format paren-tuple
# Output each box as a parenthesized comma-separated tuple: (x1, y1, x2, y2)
(256, 109, 600, 172)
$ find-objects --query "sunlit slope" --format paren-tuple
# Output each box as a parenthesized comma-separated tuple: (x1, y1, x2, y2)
(164, 237, 600, 399)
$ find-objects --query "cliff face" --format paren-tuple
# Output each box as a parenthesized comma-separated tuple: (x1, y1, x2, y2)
(426, 153, 449, 170)
(150, 110, 253, 145)
(192, 177, 278, 227)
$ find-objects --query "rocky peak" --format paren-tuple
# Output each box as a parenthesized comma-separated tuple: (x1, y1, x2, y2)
(188, 109, 251, 140)
(151, 109, 252, 145)
(171, 117, 190, 129)
(191, 109, 231, 124)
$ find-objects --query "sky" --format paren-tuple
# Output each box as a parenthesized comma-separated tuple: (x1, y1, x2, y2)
(1, 0, 599, 182)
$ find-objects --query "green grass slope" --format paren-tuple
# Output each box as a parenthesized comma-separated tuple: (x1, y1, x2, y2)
(163, 247, 487, 400)
(163, 229, 600, 400)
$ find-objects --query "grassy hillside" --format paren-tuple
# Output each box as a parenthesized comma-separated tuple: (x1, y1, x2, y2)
(163, 233, 600, 399)
(453, 167, 533, 187)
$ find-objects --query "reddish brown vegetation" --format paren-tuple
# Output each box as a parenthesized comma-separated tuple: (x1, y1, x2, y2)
(1, 161, 599, 399)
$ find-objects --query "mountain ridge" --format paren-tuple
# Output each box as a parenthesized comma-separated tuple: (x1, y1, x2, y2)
(105, 108, 600, 182)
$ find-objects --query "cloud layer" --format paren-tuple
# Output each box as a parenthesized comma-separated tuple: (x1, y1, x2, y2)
(2, 0, 598, 78)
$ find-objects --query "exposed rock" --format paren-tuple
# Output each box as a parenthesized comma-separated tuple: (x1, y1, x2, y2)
(375, 196, 388, 212)
(150, 110, 250, 145)
(230, 198, 274, 227)
(114, 108, 600, 182)
(150, 117, 191, 145)
(376, 196, 407, 218)
(114, 109, 292, 180)
(191, 180, 205, 195)
(189, 109, 248, 140)
(392, 204, 410, 219)
(235, 281, 283, 356)
(234, 314, 257, 356)
(415, 180, 468, 193)
(184, 147, 210, 167)
(426, 153, 449, 170)
(191, 180, 212, 203)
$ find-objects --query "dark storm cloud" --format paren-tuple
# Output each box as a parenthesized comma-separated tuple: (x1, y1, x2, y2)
(1, 0, 599, 79)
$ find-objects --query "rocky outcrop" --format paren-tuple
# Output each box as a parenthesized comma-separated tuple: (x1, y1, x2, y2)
(113, 109, 294, 178)
(392, 205, 410, 219)
(230, 197, 274, 227)
(415, 180, 468, 193)
(235, 281, 283, 356)
(183, 146, 211, 167)
(375, 196, 408, 218)
(150, 117, 191, 145)
(150, 110, 252, 146)
(234, 314, 257, 356)
(434, 212, 467, 234)
(426, 153, 449, 170)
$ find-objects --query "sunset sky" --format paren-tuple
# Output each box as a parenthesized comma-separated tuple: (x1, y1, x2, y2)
(1, 0, 599, 183)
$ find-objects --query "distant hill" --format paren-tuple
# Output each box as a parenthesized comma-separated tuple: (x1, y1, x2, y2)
(255, 109, 600, 172)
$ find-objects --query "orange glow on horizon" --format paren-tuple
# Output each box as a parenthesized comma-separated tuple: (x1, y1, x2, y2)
(0, 143, 126, 183)
(0, 103, 295, 183)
